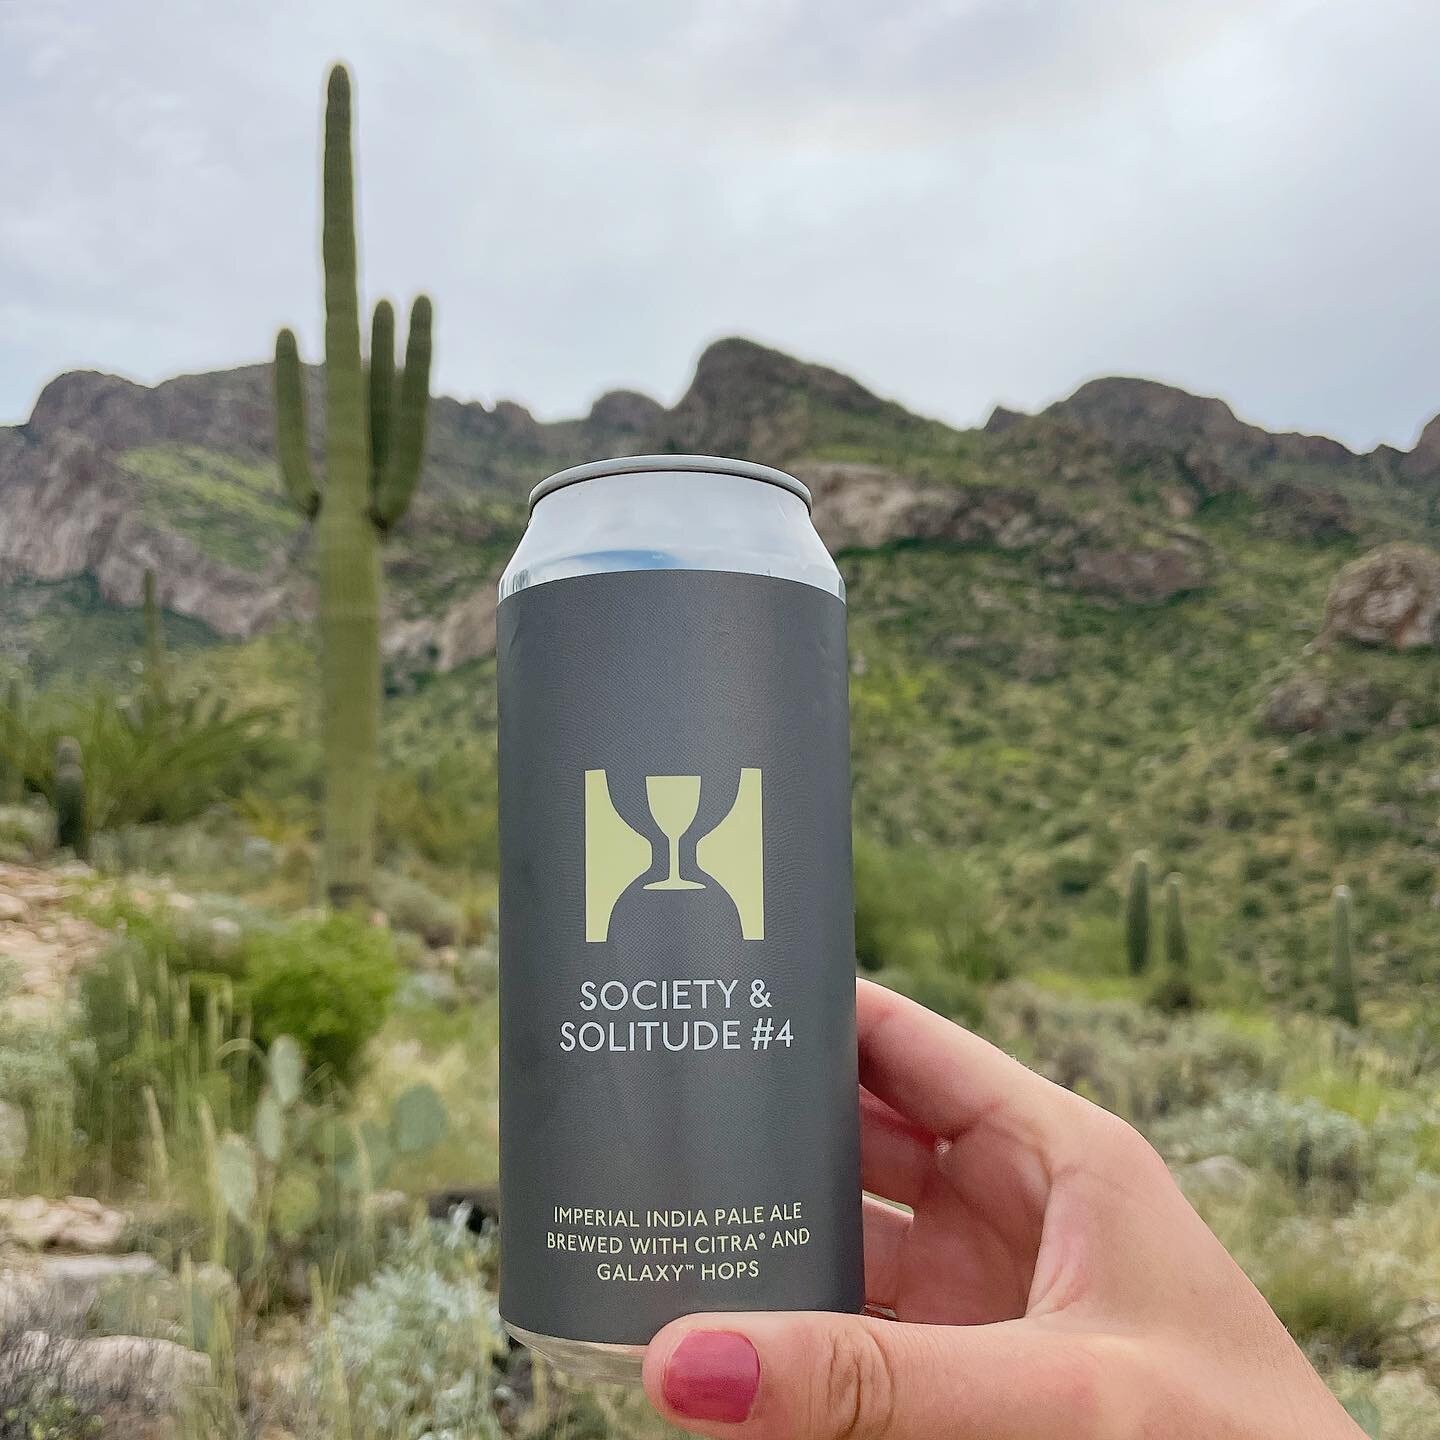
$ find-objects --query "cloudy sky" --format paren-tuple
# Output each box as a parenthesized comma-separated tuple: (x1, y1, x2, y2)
(1, 0, 1437, 450)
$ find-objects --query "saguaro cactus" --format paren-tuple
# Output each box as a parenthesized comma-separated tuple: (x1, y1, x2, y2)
(142, 569, 168, 706)
(0, 679, 24, 805)
(273, 64, 433, 905)
(1163, 872, 1188, 974)
(54, 736, 89, 861)
(1124, 853, 1151, 976)
(1330, 884, 1360, 1027)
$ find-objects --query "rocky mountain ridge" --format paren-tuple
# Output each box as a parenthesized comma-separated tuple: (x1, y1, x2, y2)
(3, 337, 1439, 669)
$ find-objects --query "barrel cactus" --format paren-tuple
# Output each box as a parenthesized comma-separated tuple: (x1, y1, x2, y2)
(1330, 884, 1360, 1027)
(54, 735, 89, 860)
(274, 63, 433, 906)
(1124, 852, 1151, 976)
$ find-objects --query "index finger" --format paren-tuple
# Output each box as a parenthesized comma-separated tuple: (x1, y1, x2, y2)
(856, 978, 1085, 1165)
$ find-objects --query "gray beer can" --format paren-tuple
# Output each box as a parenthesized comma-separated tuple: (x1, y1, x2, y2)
(496, 454, 864, 1382)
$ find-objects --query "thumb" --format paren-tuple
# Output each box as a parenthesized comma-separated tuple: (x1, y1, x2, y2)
(643, 1311, 1130, 1440)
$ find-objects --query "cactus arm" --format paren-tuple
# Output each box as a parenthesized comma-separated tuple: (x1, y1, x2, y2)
(372, 295, 432, 532)
(273, 329, 319, 518)
(368, 299, 395, 483)
(317, 62, 380, 906)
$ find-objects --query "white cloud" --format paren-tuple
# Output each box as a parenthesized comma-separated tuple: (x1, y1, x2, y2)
(1, 0, 1438, 450)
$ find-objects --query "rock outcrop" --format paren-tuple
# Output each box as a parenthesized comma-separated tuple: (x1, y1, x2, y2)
(1323, 543, 1440, 650)
(799, 461, 1208, 604)
(665, 337, 927, 460)
(0, 430, 300, 638)
(1044, 376, 1354, 471)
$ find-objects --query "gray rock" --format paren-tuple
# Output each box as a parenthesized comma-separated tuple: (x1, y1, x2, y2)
(0, 1252, 163, 1326)
(1177, 1154, 1256, 1201)
(1323, 543, 1440, 650)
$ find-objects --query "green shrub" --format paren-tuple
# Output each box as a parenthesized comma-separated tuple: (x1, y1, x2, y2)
(1159, 1089, 1375, 1206)
(372, 870, 463, 948)
(308, 1216, 505, 1439)
(1252, 1231, 1415, 1370)
(245, 914, 399, 1080)
(0, 684, 279, 832)
(853, 836, 1009, 986)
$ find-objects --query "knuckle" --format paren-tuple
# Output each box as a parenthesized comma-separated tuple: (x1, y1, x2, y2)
(1092, 1108, 1167, 1175)
(1047, 1335, 1137, 1439)
(815, 1325, 898, 1440)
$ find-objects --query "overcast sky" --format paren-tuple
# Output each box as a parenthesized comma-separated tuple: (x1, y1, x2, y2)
(1, 0, 1437, 450)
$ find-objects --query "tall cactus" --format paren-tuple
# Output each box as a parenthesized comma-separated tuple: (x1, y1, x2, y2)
(1330, 885, 1360, 1027)
(54, 736, 89, 861)
(1163, 872, 1189, 974)
(1124, 853, 1151, 976)
(142, 569, 168, 707)
(273, 64, 433, 906)
(0, 679, 23, 805)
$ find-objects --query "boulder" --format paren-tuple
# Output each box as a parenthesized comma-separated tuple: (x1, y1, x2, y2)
(0, 1253, 163, 1327)
(1323, 542, 1440, 650)
(0, 1195, 129, 1252)
(1176, 1154, 1257, 1201)
(1261, 674, 1389, 737)
(1068, 543, 1207, 605)
(1262, 481, 1355, 541)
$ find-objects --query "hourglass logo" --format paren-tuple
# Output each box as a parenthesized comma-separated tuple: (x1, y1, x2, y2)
(584, 769, 764, 943)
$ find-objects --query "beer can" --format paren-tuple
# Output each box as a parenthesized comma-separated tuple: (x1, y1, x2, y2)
(496, 454, 864, 1382)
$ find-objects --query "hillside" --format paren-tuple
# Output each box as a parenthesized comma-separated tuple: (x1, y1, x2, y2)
(2, 337, 1439, 1009)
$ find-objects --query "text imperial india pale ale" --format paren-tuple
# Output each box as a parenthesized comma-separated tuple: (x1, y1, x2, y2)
(497, 455, 864, 1381)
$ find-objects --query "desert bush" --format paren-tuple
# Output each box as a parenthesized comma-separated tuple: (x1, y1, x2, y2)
(306, 1215, 505, 1440)
(0, 685, 278, 832)
(1239, 1225, 1423, 1372)
(78, 936, 254, 1182)
(853, 836, 1009, 986)
(373, 870, 463, 948)
(378, 753, 499, 872)
(0, 962, 78, 1189)
(0, 802, 53, 862)
(990, 986, 1275, 1124)
(245, 915, 399, 1081)
(1158, 1089, 1376, 1206)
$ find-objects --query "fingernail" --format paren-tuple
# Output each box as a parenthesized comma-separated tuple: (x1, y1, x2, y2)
(663, 1330, 760, 1423)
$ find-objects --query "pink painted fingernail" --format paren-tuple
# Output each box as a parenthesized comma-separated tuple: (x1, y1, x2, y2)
(664, 1330, 760, 1423)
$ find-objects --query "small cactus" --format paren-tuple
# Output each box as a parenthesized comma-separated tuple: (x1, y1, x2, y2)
(54, 735, 90, 860)
(1163, 872, 1188, 973)
(0, 678, 23, 804)
(1331, 885, 1360, 1027)
(1124, 853, 1151, 976)
(1149, 872, 1198, 1013)
(142, 568, 168, 705)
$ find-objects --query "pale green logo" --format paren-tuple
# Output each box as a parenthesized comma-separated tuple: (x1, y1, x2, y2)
(584, 769, 764, 943)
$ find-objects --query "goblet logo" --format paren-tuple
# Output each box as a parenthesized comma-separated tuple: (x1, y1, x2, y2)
(583, 768, 765, 942)
(643, 776, 706, 891)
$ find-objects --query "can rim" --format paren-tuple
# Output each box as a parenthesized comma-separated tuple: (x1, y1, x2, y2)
(528, 454, 812, 512)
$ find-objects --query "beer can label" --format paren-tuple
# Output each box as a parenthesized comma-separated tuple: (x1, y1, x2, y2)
(497, 568, 864, 1344)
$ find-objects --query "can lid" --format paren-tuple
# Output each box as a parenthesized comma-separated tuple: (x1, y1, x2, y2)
(528, 454, 812, 513)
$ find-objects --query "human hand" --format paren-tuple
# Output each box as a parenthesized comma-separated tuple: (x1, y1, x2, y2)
(643, 978, 1363, 1439)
